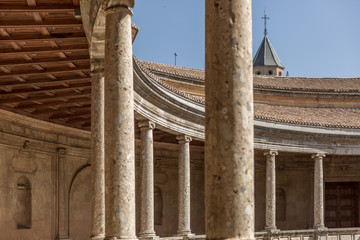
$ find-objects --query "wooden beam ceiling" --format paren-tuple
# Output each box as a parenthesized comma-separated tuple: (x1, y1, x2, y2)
(0, 0, 188, 145)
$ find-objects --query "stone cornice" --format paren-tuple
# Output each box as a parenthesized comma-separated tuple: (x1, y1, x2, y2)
(79, 0, 360, 155)
(138, 120, 156, 130)
(264, 150, 278, 157)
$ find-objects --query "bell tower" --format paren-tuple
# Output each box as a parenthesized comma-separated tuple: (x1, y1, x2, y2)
(253, 12, 285, 76)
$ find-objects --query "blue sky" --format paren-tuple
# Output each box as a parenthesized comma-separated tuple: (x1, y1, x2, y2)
(132, 0, 360, 77)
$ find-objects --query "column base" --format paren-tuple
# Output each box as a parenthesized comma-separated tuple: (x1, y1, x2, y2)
(138, 232, 158, 240)
(265, 227, 279, 234)
(91, 234, 105, 240)
(313, 225, 327, 231)
(104, 237, 138, 240)
(175, 231, 194, 238)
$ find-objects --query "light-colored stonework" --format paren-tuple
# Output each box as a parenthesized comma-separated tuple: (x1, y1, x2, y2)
(312, 153, 326, 231)
(205, 0, 254, 239)
(1, 0, 360, 240)
(176, 134, 193, 237)
(104, 1, 136, 239)
(90, 60, 105, 240)
(138, 120, 157, 239)
(265, 150, 278, 232)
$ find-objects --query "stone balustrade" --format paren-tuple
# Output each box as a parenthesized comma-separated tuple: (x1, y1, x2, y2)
(255, 228, 360, 240)
(155, 228, 360, 240)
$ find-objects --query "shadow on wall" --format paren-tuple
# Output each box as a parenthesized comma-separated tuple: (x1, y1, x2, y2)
(69, 165, 92, 240)
(16, 176, 32, 229)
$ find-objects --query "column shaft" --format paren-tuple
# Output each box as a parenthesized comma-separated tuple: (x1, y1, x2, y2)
(90, 60, 105, 240)
(205, 0, 254, 239)
(312, 153, 326, 230)
(104, 2, 136, 239)
(138, 121, 157, 239)
(264, 150, 278, 232)
(57, 148, 69, 239)
(177, 135, 192, 236)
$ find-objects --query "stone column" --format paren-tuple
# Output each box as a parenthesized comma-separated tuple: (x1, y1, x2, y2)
(312, 153, 326, 230)
(176, 134, 193, 237)
(264, 150, 278, 232)
(57, 147, 70, 240)
(205, 0, 254, 239)
(138, 120, 157, 239)
(90, 60, 105, 240)
(104, 1, 136, 239)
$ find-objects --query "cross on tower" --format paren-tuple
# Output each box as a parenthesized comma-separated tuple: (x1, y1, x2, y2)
(262, 10, 270, 36)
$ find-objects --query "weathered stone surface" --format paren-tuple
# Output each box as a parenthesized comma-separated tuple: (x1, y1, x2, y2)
(312, 153, 326, 230)
(264, 150, 278, 232)
(107, 0, 135, 9)
(90, 60, 105, 240)
(104, 4, 136, 240)
(176, 134, 193, 236)
(138, 121, 157, 239)
(205, 0, 254, 239)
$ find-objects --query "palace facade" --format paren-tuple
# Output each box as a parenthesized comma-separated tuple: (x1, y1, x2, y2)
(0, 0, 360, 240)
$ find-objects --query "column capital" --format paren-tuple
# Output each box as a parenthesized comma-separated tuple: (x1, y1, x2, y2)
(176, 134, 192, 143)
(264, 150, 278, 157)
(311, 153, 326, 160)
(106, 0, 134, 11)
(90, 59, 105, 74)
(57, 147, 67, 157)
(138, 120, 156, 130)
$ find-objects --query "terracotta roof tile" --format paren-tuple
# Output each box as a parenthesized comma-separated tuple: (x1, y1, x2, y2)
(138, 59, 360, 92)
(137, 58, 360, 129)
(254, 104, 360, 129)
(138, 60, 205, 81)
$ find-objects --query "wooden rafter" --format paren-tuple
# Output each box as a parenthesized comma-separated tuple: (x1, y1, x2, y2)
(0, 5, 78, 12)
(32, 105, 91, 115)
(1, 45, 88, 56)
(0, 56, 89, 68)
(0, 77, 91, 89)
(15, 97, 90, 110)
(0, 0, 92, 130)
(0, 90, 91, 104)
(0, 83, 90, 98)
(0, 20, 82, 28)
(50, 111, 90, 120)
(0, 66, 90, 79)
(0, 36, 86, 43)
(65, 114, 91, 123)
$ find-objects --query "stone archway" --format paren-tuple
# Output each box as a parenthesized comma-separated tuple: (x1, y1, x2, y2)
(69, 165, 92, 240)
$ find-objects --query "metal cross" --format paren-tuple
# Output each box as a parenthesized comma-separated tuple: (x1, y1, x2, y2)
(262, 10, 270, 36)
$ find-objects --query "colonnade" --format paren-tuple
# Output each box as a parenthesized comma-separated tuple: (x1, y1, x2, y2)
(88, 1, 331, 239)
(89, 0, 255, 240)
(263, 150, 327, 232)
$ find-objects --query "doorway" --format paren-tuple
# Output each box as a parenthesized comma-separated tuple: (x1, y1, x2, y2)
(325, 182, 359, 228)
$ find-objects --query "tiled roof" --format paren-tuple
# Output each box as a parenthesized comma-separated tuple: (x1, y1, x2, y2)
(254, 75, 360, 92)
(138, 60, 360, 92)
(135, 58, 205, 103)
(137, 59, 360, 129)
(139, 60, 205, 81)
(255, 104, 360, 129)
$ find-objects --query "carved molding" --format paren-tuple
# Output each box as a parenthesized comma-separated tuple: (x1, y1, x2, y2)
(264, 149, 278, 157)
(176, 134, 192, 143)
(11, 141, 37, 174)
(138, 120, 156, 130)
(311, 153, 326, 161)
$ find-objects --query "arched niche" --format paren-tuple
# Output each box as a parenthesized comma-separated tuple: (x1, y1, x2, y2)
(69, 165, 91, 240)
(154, 186, 163, 225)
(16, 176, 32, 229)
(276, 187, 286, 221)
